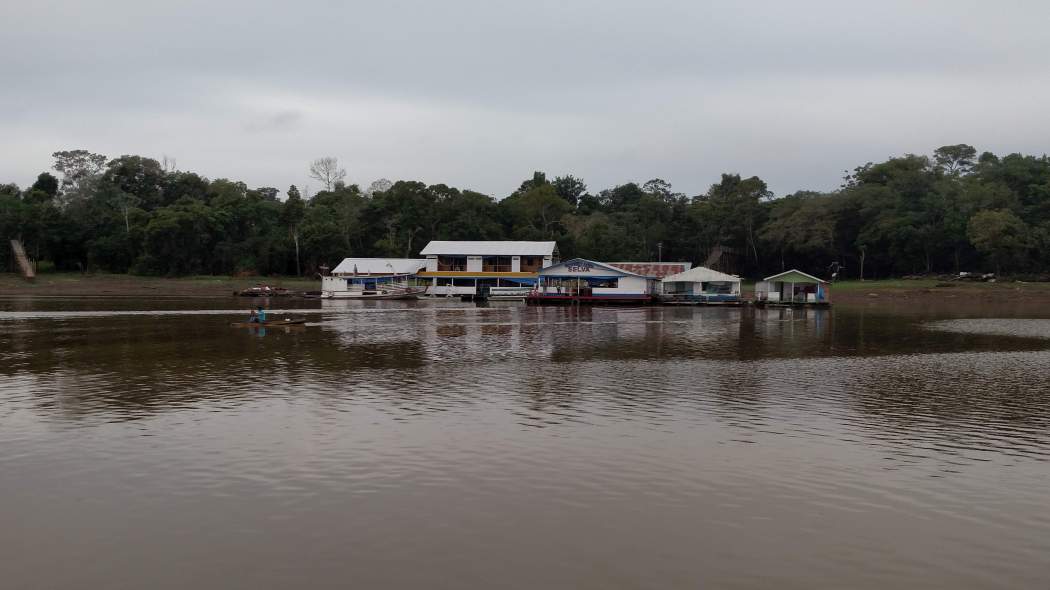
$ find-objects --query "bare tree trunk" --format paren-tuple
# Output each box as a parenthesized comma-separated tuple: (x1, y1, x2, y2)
(745, 217, 759, 265)
(293, 230, 301, 276)
(403, 227, 419, 259)
(859, 249, 866, 281)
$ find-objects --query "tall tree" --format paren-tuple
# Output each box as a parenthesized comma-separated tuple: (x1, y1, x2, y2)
(703, 173, 771, 268)
(282, 185, 306, 275)
(51, 149, 107, 201)
(309, 157, 347, 191)
(103, 155, 166, 210)
(551, 175, 587, 206)
(934, 144, 978, 175)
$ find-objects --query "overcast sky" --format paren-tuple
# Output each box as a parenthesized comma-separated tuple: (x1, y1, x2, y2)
(3, 0, 1049, 198)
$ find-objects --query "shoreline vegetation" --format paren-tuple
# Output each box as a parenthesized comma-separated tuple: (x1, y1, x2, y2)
(0, 273, 317, 297)
(5, 272, 1050, 303)
(4, 145, 1050, 281)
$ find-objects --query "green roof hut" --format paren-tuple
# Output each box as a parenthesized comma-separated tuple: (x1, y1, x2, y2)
(755, 269, 830, 306)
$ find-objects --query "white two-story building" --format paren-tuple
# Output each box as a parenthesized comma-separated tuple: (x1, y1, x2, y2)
(417, 241, 559, 296)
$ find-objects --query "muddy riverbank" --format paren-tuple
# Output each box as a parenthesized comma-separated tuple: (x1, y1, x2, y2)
(0, 273, 317, 297)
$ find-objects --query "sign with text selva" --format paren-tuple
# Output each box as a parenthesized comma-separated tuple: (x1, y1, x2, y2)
(558, 261, 610, 274)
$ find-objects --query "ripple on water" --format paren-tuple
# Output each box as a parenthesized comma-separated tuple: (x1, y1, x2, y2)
(2, 303, 1050, 588)
(926, 318, 1050, 339)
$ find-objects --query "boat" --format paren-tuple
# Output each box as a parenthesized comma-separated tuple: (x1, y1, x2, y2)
(229, 318, 307, 328)
(320, 284, 427, 299)
(236, 285, 294, 297)
(486, 286, 533, 301)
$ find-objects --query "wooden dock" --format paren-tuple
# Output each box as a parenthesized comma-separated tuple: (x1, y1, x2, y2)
(9, 239, 35, 281)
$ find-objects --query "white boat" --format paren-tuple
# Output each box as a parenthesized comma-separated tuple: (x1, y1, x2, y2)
(321, 283, 427, 299)
(321, 258, 429, 300)
(485, 286, 533, 301)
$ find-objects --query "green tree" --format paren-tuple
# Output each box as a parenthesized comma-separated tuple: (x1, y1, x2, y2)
(967, 209, 1029, 274)
(51, 149, 107, 196)
(514, 171, 549, 195)
(500, 183, 572, 240)
(551, 175, 587, 206)
(103, 155, 166, 210)
(933, 144, 977, 175)
(759, 192, 836, 272)
(138, 198, 224, 275)
(702, 173, 771, 269)
(162, 172, 210, 205)
(31, 172, 59, 198)
(281, 185, 306, 275)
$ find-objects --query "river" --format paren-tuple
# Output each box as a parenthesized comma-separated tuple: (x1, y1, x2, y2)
(1, 297, 1048, 589)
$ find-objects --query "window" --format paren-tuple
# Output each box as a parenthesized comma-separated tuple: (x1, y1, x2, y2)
(482, 256, 512, 272)
(587, 278, 618, 288)
(437, 255, 467, 271)
(520, 256, 544, 272)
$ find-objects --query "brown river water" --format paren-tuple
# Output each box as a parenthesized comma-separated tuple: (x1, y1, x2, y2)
(1, 297, 1049, 589)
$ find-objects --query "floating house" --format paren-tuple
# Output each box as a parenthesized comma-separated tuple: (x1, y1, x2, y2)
(528, 258, 657, 304)
(661, 266, 743, 304)
(754, 269, 831, 306)
(418, 241, 558, 297)
(322, 258, 427, 297)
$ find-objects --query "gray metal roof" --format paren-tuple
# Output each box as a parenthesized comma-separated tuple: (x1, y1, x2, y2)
(331, 258, 426, 276)
(539, 258, 647, 278)
(662, 266, 740, 283)
(419, 241, 557, 256)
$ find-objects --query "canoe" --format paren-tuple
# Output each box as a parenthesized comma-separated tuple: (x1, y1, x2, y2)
(229, 318, 307, 328)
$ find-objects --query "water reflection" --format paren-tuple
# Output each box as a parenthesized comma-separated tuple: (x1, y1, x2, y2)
(4, 301, 1048, 456)
(3, 298, 1050, 588)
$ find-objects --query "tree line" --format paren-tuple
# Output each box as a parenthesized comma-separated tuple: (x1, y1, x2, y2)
(2, 144, 1048, 279)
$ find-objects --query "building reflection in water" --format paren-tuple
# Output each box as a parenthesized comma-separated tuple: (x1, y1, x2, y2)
(2, 300, 1048, 442)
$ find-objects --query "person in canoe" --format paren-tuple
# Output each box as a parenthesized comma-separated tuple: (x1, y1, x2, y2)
(248, 305, 267, 323)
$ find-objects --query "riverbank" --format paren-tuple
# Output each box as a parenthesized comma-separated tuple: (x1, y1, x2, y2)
(0, 273, 317, 297)
(827, 279, 1050, 304)
(4, 273, 1050, 302)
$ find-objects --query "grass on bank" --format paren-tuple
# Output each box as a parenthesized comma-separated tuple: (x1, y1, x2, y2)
(4, 272, 1050, 297)
(830, 278, 1050, 291)
(0, 272, 319, 295)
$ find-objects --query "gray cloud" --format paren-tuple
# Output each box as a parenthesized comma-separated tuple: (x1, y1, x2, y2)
(2, 0, 1049, 197)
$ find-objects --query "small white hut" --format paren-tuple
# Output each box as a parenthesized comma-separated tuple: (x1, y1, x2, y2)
(755, 269, 830, 305)
(661, 266, 742, 303)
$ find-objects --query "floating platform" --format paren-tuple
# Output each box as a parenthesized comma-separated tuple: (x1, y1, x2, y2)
(658, 294, 747, 306)
(661, 299, 748, 306)
(526, 294, 653, 305)
(752, 301, 831, 308)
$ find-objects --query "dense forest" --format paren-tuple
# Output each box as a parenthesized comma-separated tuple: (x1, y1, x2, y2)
(2, 145, 1048, 279)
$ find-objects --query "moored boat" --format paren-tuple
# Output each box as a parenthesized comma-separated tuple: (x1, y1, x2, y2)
(320, 285, 427, 299)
